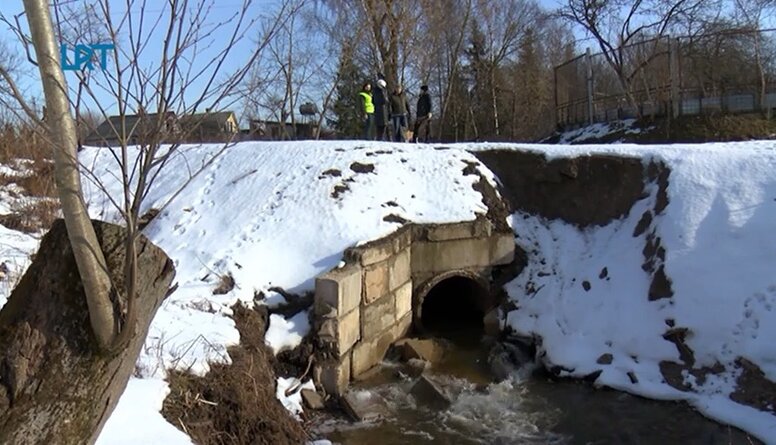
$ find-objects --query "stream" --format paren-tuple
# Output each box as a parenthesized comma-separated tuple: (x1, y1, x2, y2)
(312, 342, 758, 445)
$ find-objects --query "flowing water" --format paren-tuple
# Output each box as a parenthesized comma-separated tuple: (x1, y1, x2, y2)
(312, 344, 759, 445)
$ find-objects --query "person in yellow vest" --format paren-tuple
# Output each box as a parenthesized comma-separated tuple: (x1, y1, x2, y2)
(358, 81, 375, 140)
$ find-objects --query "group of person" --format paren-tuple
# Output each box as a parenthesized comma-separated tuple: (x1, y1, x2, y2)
(358, 75, 432, 143)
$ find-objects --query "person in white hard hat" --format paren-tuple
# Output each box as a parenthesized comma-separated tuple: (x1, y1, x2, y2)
(373, 76, 389, 140)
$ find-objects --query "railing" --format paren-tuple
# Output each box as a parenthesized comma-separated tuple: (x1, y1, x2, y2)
(555, 30, 776, 129)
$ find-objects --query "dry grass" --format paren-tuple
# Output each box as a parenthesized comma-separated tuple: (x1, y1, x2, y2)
(0, 199, 60, 234)
(0, 122, 59, 233)
(0, 123, 51, 164)
(162, 303, 310, 445)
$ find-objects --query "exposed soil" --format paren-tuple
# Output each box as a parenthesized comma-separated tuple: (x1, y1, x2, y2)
(473, 150, 645, 227)
(545, 113, 776, 145)
(162, 303, 309, 445)
(319, 169, 342, 178)
(331, 183, 350, 199)
(349, 162, 375, 174)
(731, 358, 776, 415)
(460, 160, 511, 233)
(383, 213, 409, 224)
(637, 113, 776, 144)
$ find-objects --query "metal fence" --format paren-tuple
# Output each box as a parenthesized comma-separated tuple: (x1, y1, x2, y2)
(555, 29, 776, 128)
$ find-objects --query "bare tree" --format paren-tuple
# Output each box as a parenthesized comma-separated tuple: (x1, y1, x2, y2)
(421, 0, 474, 141)
(734, 0, 776, 109)
(560, 0, 706, 116)
(0, 0, 293, 442)
(474, 0, 538, 136)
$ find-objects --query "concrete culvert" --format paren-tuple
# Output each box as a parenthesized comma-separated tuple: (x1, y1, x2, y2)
(419, 276, 490, 344)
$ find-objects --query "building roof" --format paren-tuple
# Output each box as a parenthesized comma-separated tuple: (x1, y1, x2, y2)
(178, 111, 236, 129)
(84, 112, 174, 145)
(85, 110, 237, 145)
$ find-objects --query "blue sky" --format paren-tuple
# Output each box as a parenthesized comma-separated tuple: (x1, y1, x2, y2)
(0, 1, 284, 118)
(0, 0, 565, 121)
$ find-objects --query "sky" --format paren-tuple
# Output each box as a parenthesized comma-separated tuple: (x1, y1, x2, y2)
(0, 0, 565, 124)
(0, 1, 285, 121)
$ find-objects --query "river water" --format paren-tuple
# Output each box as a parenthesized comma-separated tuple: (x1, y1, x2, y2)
(312, 343, 759, 445)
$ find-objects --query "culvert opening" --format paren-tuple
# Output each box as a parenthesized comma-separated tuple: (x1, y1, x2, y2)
(420, 276, 489, 343)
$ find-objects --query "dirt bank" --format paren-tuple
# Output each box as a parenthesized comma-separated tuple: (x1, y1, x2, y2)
(162, 304, 309, 445)
(473, 149, 645, 227)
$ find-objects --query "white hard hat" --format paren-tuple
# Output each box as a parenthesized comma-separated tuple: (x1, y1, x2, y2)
(377, 79, 387, 88)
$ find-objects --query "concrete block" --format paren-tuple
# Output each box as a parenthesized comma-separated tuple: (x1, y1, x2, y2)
(315, 264, 362, 316)
(490, 233, 515, 265)
(361, 293, 396, 340)
(363, 262, 389, 304)
(358, 240, 393, 266)
(411, 238, 491, 273)
(391, 226, 413, 253)
(472, 217, 493, 238)
(395, 312, 412, 338)
(426, 221, 476, 241)
(316, 354, 351, 396)
(388, 248, 411, 291)
(341, 390, 389, 421)
(336, 308, 360, 355)
(318, 307, 359, 357)
(410, 375, 451, 409)
(352, 312, 412, 378)
(394, 281, 412, 320)
(351, 327, 395, 378)
(301, 389, 324, 410)
(395, 338, 447, 363)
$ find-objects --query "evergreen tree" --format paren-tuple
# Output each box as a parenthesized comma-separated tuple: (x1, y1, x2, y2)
(465, 19, 497, 139)
(331, 47, 367, 138)
(513, 27, 545, 140)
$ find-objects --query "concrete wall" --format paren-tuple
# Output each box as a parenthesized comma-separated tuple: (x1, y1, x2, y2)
(313, 218, 514, 396)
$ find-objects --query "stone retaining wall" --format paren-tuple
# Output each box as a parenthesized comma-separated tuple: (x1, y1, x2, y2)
(313, 218, 514, 396)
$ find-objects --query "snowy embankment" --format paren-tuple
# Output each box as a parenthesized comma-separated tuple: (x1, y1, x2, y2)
(471, 141, 776, 443)
(1, 139, 774, 443)
(76, 141, 492, 444)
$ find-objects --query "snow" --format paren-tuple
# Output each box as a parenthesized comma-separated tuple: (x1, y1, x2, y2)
(266, 310, 311, 354)
(0, 219, 40, 308)
(491, 141, 776, 443)
(77, 140, 492, 444)
(97, 378, 193, 445)
(276, 377, 316, 419)
(549, 119, 647, 144)
(1, 138, 775, 444)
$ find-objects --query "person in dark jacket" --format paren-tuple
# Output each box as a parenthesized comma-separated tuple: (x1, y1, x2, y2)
(373, 78, 389, 140)
(358, 81, 375, 140)
(389, 84, 411, 142)
(412, 84, 432, 143)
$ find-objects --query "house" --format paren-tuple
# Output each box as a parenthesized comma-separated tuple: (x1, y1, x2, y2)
(177, 110, 239, 142)
(83, 112, 177, 147)
(247, 119, 320, 140)
(83, 110, 239, 147)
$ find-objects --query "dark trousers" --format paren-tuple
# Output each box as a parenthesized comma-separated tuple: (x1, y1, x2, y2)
(392, 114, 407, 142)
(413, 116, 431, 142)
(376, 124, 387, 141)
(362, 114, 375, 140)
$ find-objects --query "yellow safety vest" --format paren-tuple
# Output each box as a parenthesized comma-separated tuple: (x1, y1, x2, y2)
(359, 91, 374, 114)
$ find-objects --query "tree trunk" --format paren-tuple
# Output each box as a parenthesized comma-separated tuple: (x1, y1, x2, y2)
(0, 219, 175, 445)
(23, 0, 116, 350)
